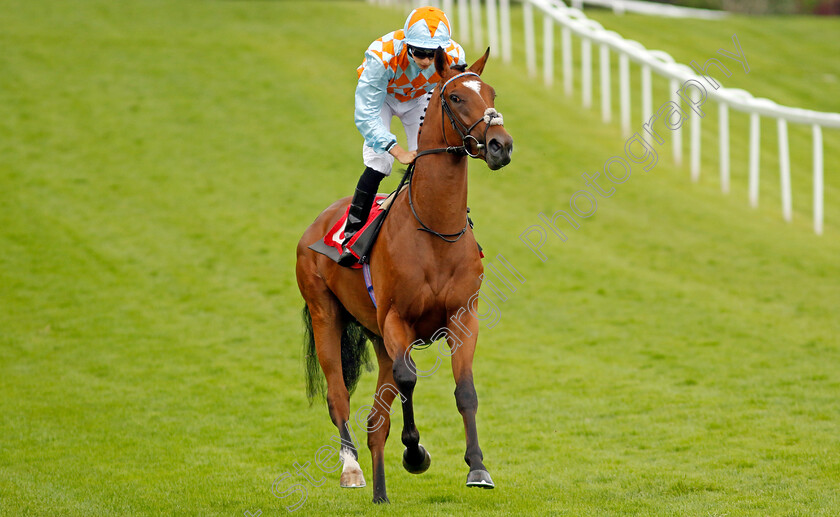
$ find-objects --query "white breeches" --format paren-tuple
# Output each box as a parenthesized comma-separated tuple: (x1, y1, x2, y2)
(362, 95, 429, 176)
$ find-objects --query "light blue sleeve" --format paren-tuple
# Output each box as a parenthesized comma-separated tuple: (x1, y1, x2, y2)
(354, 54, 397, 154)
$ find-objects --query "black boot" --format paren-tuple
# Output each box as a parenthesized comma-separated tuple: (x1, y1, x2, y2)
(338, 167, 384, 266)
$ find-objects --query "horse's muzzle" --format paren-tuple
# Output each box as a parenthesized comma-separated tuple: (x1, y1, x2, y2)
(486, 131, 513, 170)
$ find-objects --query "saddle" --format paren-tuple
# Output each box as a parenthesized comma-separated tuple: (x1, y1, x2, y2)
(308, 186, 407, 269)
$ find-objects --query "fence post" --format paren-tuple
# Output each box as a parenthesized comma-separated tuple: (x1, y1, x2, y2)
(487, 0, 499, 57)
(719, 102, 730, 194)
(641, 64, 652, 124)
(670, 79, 682, 166)
(458, 0, 470, 45)
(443, 0, 454, 25)
(523, 1, 536, 76)
(619, 53, 630, 136)
(500, 0, 511, 63)
(813, 124, 824, 235)
(600, 44, 611, 123)
(690, 90, 701, 182)
(749, 113, 760, 207)
(471, 0, 483, 50)
(778, 118, 792, 222)
(562, 27, 573, 96)
(582, 37, 592, 108)
(544, 16, 554, 88)
(614, 0, 626, 15)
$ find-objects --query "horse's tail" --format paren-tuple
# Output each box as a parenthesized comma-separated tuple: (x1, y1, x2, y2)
(302, 304, 373, 406)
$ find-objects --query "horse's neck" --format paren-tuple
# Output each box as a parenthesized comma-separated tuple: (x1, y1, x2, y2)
(411, 130, 469, 235)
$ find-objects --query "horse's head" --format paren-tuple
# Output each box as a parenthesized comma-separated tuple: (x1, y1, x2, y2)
(433, 48, 513, 170)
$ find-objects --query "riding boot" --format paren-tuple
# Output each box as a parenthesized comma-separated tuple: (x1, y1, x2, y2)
(338, 167, 385, 266)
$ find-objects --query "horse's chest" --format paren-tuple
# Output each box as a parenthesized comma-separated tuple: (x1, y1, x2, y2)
(399, 278, 474, 331)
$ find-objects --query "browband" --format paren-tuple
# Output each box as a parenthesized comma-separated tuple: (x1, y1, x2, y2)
(439, 71, 480, 93)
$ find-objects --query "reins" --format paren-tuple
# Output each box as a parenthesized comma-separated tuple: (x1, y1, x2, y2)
(372, 148, 464, 251)
(401, 71, 504, 243)
(407, 157, 470, 242)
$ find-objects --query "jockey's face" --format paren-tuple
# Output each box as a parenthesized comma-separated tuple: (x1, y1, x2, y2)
(408, 46, 435, 70)
(412, 54, 433, 70)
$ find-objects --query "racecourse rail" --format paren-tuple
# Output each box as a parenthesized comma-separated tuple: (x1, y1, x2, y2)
(567, 0, 728, 19)
(368, 0, 840, 235)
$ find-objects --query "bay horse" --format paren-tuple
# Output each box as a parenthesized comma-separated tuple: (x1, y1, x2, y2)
(295, 47, 513, 504)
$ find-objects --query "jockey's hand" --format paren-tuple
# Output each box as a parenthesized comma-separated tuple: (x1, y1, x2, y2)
(389, 144, 417, 165)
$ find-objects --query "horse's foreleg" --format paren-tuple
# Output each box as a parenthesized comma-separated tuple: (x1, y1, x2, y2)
(382, 315, 431, 477)
(448, 324, 494, 488)
(394, 350, 432, 474)
(367, 338, 398, 504)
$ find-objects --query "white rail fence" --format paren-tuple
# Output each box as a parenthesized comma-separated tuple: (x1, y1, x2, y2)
(569, 0, 728, 19)
(367, 0, 839, 235)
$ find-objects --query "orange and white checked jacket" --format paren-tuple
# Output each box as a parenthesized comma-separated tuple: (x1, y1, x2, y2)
(355, 29, 466, 153)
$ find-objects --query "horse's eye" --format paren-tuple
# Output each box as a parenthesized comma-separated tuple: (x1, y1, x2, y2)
(449, 94, 461, 104)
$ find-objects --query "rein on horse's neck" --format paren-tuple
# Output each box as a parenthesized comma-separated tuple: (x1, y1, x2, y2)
(409, 89, 471, 237)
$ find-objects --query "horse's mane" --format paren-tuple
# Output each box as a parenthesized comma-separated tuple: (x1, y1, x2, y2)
(451, 63, 467, 72)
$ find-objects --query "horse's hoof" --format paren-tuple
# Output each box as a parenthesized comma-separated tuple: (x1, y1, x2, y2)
(373, 495, 390, 504)
(466, 469, 495, 489)
(340, 467, 366, 488)
(402, 443, 431, 474)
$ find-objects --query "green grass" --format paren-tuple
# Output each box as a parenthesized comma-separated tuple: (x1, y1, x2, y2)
(1, 1, 839, 516)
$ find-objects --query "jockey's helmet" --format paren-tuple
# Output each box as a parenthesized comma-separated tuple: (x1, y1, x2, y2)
(403, 6, 452, 50)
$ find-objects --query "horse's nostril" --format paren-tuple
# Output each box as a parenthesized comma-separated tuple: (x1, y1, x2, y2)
(489, 139, 503, 154)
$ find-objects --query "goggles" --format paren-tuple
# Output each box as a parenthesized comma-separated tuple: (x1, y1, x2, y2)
(408, 46, 436, 60)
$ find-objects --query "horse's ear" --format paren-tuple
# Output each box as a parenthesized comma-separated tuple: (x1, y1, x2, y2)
(434, 47, 451, 79)
(469, 48, 491, 76)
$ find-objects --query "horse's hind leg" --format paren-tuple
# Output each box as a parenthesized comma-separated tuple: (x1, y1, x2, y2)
(304, 289, 366, 488)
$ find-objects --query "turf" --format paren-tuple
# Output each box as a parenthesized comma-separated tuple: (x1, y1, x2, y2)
(1, 1, 838, 516)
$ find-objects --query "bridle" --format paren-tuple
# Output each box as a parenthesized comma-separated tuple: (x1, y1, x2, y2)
(436, 71, 504, 158)
(404, 71, 505, 242)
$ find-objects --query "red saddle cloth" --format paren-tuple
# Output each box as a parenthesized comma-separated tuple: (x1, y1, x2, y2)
(308, 192, 484, 267)
(313, 194, 389, 269)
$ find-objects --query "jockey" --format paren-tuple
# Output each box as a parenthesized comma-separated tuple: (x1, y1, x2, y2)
(339, 6, 467, 265)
